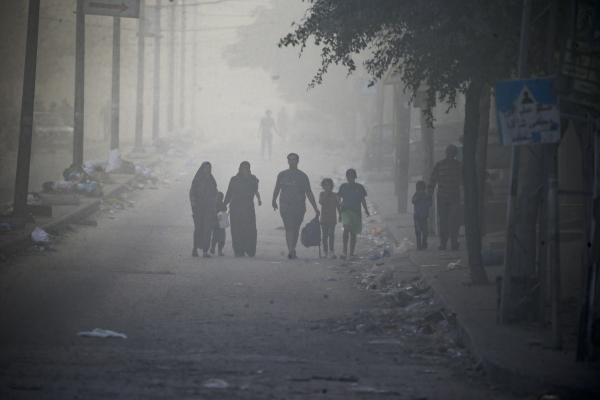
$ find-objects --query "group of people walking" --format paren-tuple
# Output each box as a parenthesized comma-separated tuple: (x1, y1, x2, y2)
(189, 152, 370, 260)
(190, 144, 463, 260)
(190, 161, 260, 258)
(412, 143, 463, 251)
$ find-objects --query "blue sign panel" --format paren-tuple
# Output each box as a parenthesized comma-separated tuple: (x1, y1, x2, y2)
(495, 78, 561, 146)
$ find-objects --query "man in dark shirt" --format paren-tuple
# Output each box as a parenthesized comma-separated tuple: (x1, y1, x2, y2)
(428, 144, 462, 250)
(259, 110, 278, 161)
(272, 153, 320, 259)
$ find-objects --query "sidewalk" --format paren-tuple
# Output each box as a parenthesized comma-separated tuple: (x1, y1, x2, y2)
(367, 179, 600, 399)
(0, 154, 163, 256)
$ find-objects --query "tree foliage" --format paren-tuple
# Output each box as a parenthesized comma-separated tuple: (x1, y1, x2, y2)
(280, 0, 560, 112)
(279, 0, 567, 285)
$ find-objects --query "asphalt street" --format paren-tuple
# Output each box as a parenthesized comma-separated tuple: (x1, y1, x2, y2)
(0, 142, 525, 399)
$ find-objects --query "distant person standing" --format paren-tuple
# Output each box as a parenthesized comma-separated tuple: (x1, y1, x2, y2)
(428, 144, 462, 251)
(58, 99, 74, 127)
(101, 100, 111, 142)
(277, 107, 289, 144)
(258, 110, 278, 160)
(272, 153, 320, 259)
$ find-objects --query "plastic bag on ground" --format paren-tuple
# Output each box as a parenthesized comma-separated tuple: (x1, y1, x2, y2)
(367, 249, 390, 260)
(77, 328, 127, 339)
(447, 259, 461, 270)
(31, 227, 50, 243)
(398, 238, 415, 253)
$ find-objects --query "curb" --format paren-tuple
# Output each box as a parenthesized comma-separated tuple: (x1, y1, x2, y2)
(0, 155, 163, 257)
(408, 250, 600, 400)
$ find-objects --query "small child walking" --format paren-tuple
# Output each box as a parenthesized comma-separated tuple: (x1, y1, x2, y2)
(337, 169, 369, 260)
(412, 181, 430, 250)
(319, 178, 342, 259)
(210, 192, 227, 256)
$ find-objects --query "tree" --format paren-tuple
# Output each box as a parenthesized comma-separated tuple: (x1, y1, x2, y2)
(279, 0, 563, 284)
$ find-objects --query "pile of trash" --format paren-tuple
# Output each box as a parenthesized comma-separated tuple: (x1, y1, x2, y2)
(310, 272, 464, 359)
(20, 152, 160, 212)
(312, 252, 468, 363)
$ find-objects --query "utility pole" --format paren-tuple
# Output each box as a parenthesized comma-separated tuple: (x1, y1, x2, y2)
(152, 0, 161, 140)
(12, 0, 41, 217)
(134, 0, 146, 152)
(394, 84, 411, 213)
(418, 91, 435, 234)
(192, 4, 198, 129)
(499, 0, 531, 325)
(376, 81, 384, 172)
(110, 16, 121, 151)
(73, 0, 85, 165)
(167, 0, 175, 133)
(545, 0, 562, 351)
(179, 1, 186, 129)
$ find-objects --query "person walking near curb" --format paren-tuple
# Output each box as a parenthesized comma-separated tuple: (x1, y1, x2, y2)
(337, 168, 369, 260)
(272, 153, 320, 259)
(190, 162, 218, 258)
(428, 144, 462, 251)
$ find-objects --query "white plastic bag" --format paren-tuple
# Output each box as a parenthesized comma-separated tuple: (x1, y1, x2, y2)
(217, 211, 230, 229)
(398, 238, 415, 253)
(31, 227, 50, 243)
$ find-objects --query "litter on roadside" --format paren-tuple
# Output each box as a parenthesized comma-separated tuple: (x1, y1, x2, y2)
(367, 249, 391, 261)
(202, 379, 229, 389)
(31, 227, 56, 250)
(398, 238, 415, 253)
(447, 259, 462, 270)
(77, 328, 127, 339)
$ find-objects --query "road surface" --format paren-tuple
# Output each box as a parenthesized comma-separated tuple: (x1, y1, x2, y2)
(0, 143, 523, 399)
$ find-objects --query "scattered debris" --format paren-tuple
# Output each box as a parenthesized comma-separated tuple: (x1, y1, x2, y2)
(77, 328, 127, 339)
(368, 249, 391, 261)
(202, 379, 229, 389)
(447, 259, 461, 270)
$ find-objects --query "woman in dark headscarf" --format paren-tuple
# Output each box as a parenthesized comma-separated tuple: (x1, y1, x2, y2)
(224, 161, 261, 257)
(189, 162, 218, 258)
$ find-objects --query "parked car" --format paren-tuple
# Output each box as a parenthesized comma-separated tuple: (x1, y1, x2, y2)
(32, 112, 73, 153)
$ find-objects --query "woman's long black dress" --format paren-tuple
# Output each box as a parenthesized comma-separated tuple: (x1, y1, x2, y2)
(224, 174, 258, 256)
(189, 164, 217, 252)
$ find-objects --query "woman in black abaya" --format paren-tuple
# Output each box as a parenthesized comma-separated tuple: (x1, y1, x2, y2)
(189, 162, 218, 258)
(224, 161, 261, 257)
